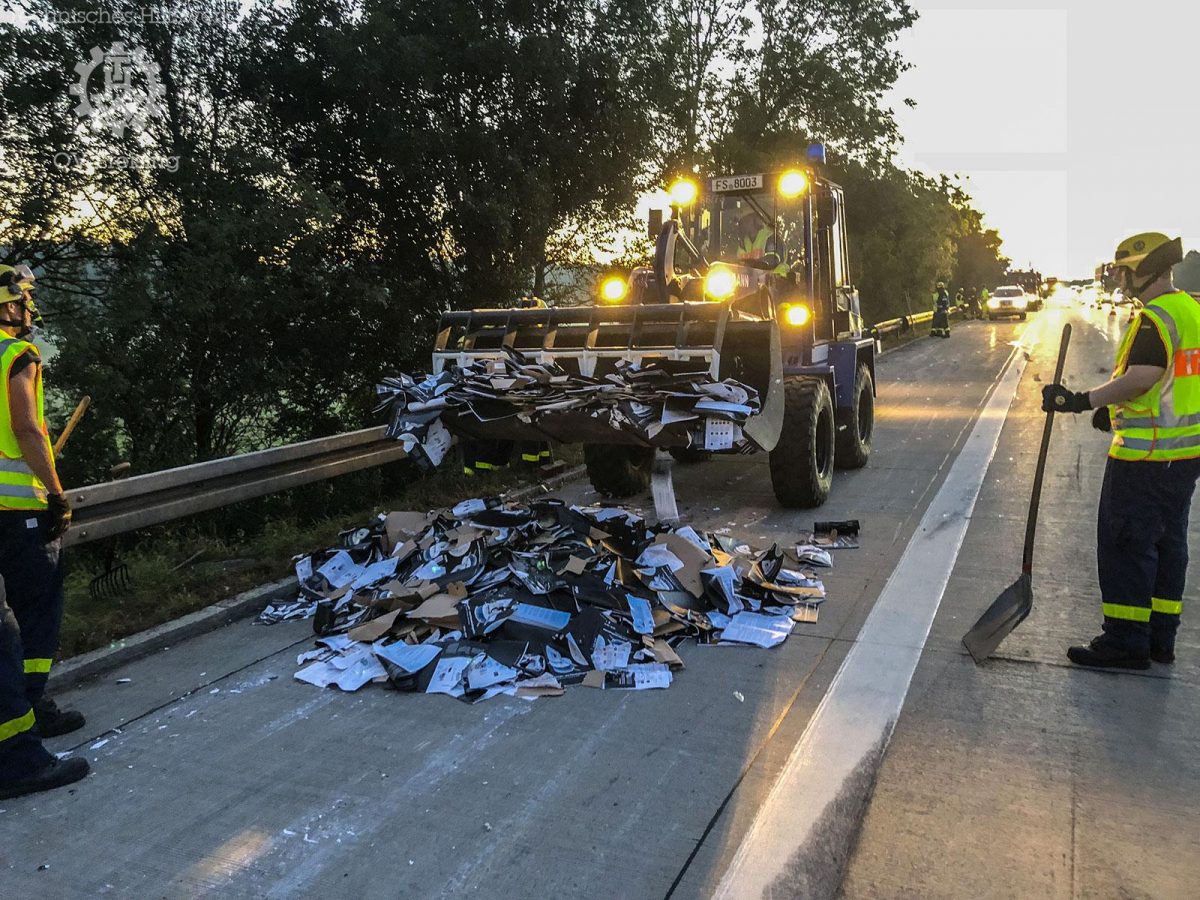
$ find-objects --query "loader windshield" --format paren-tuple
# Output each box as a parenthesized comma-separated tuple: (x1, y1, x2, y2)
(684, 192, 807, 272)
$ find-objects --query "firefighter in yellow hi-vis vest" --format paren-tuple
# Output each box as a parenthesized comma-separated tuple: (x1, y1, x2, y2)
(0, 264, 88, 799)
(1042, 233, 1200, 670)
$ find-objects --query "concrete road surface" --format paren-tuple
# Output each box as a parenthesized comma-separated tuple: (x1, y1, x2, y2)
(1, 302, 1195, 899)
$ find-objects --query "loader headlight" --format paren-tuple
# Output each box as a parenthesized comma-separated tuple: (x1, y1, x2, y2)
(780, 302, 811, 327)
(704, 266, 737, 299)
(668, 178, 698, 207)
(778, 170, 808, 198)
(600, 276, 628, 303)
(987, 298, 1000, 309)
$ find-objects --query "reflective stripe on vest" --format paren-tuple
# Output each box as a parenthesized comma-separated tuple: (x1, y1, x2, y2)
(0, 337, 50, 509)
(741, 228, 771, 260)
(1109, 291, 1200, 462)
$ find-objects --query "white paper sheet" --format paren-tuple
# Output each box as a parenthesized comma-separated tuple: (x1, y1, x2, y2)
(702, 564, 743, 613)
(719, 612, 794, 648)
(426, 656, 474, 696)
(467, 656, 520, 691)
(591, 635, 632, 671)
(636, 545, 684, 572)
(350, 556, 399, 590)
(372, 641, 442, 673)
(317, 551, 362, 589)
(626, 595, 655, 635)
(616, 662, 672, 690)
(295, 556, 313, 582)
(508, 603, 571, 631)
(294, 652, 386, 691)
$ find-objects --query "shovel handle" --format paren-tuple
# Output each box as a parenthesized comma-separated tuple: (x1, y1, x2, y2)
(1022, 324, 1071, 573)
(53, 395, 91, 456)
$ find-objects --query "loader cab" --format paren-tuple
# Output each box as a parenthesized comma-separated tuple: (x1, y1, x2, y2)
(665, 168, 858, 348)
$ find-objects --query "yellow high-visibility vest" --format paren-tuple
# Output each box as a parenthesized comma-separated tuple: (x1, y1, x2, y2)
(0, 337, 50, 509)
(740, 227, 772, 260)
(1110, 290, 1200, 461)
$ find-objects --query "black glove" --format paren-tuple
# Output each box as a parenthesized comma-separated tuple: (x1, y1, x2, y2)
(1091, 406, 1111, 432)
(1041, 384, 1092, 414)
(46, 493, 72, 541)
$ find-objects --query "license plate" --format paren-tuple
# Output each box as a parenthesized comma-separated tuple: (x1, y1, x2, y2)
(711, 174, 763, 192)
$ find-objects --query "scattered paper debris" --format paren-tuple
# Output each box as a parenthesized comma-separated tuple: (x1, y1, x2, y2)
(374, 353, 763, 467)
(263, 495, 835, 703)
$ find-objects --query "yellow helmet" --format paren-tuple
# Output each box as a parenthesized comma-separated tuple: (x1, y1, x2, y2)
(0, 264, 35, 298)
(1112, 232, 1183, 279)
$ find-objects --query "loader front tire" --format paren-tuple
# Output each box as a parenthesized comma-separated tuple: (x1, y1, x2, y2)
(584, 444, 654, 498)
(835, 362, 874, 470)
(770, 377, 835, 508)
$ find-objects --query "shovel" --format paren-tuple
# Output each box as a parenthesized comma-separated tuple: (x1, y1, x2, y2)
(963, 323, 1071, 663)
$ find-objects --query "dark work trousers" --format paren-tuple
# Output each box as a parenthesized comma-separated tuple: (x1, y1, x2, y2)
(1096, 457, 1200, 654)
(931, 307, 950, 337)
(0, 511, 61, 779)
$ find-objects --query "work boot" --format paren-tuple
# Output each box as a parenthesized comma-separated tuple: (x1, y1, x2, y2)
(1150, 644, 1176, 664)
(0, 755, 89, 800)
(1066, 636, 1150, 671)
(34, 697, 86, 738)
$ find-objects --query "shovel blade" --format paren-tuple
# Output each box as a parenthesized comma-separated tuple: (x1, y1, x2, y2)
(962, 571, 1032, 663)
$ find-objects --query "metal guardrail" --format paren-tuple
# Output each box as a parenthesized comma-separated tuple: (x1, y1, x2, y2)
(64, 426, 409, 547)
(872, 305, 963, 338)
(60, 303, 974, 546)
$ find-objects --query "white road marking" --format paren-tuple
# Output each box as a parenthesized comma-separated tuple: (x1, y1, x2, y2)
(714, 317, 1045, 898)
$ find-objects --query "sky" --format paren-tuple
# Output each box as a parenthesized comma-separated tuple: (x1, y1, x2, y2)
(886, 0, 1200, 279)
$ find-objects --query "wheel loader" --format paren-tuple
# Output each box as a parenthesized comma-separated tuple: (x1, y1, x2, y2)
(432, 144, 876, 507)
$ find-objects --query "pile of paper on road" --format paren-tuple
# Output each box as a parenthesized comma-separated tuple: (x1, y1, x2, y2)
(374, 350, 761, 468)
(259, 497, 830, 702)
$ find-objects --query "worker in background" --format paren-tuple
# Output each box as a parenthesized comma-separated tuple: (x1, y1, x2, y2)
(0, 264, 88, 799)
(931, 281, 951, 338)
(1042, 233, 1200, 670)
(967, 286, 982, 319)
(461, 438, 513, 476)
(513, 297, 552, 468)
(463, 297, 553, 474)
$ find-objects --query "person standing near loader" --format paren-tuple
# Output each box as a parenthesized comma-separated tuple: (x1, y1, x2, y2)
(1041, 233, 1200, 669)
(931, 281, 951, 338)
(0, 264, 88, 798)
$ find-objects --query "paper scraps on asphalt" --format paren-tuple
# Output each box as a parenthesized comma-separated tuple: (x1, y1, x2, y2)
(373, 351, 762, 468)
(258, 496, 840, 703)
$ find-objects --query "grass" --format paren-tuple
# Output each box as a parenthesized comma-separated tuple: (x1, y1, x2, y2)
(58, 450, 582, 660)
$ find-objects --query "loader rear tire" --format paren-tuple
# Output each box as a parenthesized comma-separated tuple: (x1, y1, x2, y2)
(835, 362, 874, 470)
(770, 377, 835, 508)
(584, 444, 653, 498)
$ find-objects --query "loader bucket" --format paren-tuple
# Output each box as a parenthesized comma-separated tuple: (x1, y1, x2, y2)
(432, 302, 784, 451)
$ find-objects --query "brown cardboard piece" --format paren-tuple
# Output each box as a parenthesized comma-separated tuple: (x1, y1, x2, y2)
(652, 532, 713, 598)
(582, 670, 607, 689)
(650, 639, 685, 670)
(559, 555, 588, 576)
(408, 591, 461, 624)
(348, 608, 402, 642)
(385, 512, 432, 551)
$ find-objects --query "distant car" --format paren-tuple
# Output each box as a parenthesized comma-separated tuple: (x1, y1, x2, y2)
(986, 285, 1029, 320)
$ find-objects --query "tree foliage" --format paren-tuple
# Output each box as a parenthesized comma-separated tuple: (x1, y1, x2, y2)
(0, 0, 1007, 484)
